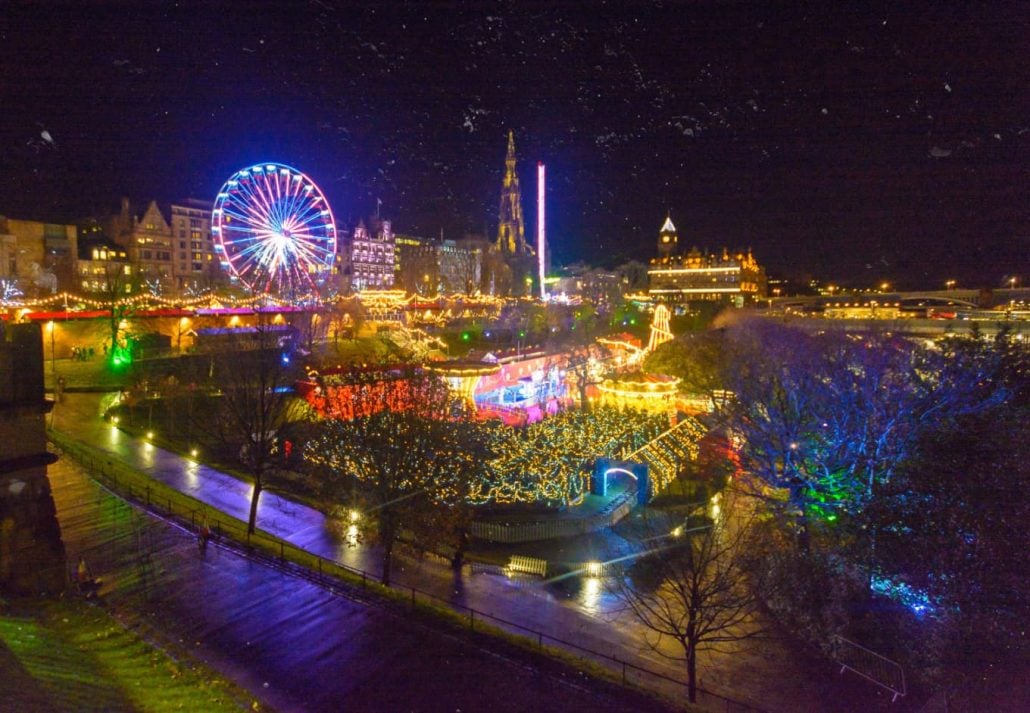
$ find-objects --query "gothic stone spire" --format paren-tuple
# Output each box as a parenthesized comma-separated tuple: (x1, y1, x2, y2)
(496, 129, 530, 256)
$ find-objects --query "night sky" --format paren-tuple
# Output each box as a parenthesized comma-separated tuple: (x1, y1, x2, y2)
(2, 1, 1027, 289)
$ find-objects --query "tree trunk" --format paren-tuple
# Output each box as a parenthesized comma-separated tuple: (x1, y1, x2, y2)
(381, 538, 394, 586)
(451, 528, 469, 571)
(247, 478, 262, 535)
(687, 644, 698, 703)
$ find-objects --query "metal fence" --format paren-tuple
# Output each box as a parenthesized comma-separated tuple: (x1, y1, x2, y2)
(833, 635, 906, 701)
(50, 432, 766, 713)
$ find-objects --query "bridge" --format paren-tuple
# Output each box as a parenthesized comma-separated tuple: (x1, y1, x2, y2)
(762, 314, 1030, 339)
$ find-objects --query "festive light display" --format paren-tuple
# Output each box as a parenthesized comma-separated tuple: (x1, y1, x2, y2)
(212, 163, 337, 296)
(304, 404, 675, 507)
(621, 416, 707, 494)
(469, 408, 670, 506)
(596, 371, 681, 413)
(426, 360, 502, 413)
(647, 304, 674, 352)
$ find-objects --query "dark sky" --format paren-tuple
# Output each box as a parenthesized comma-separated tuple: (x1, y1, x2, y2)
(2, 1, 1027, 289)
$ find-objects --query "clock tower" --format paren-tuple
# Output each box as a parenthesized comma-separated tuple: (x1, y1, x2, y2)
(657, 215, 677, 259)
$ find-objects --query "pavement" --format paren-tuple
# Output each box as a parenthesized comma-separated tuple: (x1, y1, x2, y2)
(49, 392, 896, 712)
(48, 450, 680, 713)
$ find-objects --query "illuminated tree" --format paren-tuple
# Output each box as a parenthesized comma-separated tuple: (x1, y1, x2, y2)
(304, 373, 483, 584)
(863, 404, 1029, 706)
(87, 262, 137, 366)
(614, 508, 766, 704)
(720, 321, 1016, 551)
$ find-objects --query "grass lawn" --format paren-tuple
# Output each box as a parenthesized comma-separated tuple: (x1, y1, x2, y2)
(0, 598, 254, 712)
(45, 357, 131, 392)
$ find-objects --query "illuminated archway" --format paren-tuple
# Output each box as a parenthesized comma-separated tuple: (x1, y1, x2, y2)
(593, 457, 650, 505)
(603, 466, 638, 497)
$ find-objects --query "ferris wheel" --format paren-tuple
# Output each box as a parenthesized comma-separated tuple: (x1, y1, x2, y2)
(212, 163, 337, 296)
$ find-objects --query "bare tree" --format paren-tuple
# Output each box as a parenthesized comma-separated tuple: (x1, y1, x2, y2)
(86, 262, 137, 364)
(206, 314, 298, 534)
(615, 507, 765, 703)
(448, 238, 483, 296)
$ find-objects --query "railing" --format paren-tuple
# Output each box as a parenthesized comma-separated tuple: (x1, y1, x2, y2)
(49, 431, 767, 713)
(833, 635, 906, 702)
(506, 555, 547, 577)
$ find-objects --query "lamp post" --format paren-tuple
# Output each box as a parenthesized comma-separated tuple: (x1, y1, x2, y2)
(47, 320, 56, 380)
(945, 280, 956, 290)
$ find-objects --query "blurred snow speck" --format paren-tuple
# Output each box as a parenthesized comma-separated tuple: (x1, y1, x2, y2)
(40, 130, 55, 146)
(929, 146, 952, 158)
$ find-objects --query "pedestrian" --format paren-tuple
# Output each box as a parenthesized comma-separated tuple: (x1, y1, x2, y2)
(76, 557, 100, 598)
(198, 517, 212, 552)
(103, 343, 108, 357)
(88, 346, 95, 360)
(56, 376, 66, 402)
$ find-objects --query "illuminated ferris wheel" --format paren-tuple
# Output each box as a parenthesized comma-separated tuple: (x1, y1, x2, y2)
(212, 163, 337, 296)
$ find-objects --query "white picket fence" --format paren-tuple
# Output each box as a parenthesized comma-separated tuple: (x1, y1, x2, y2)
(470, 492, 635, 543)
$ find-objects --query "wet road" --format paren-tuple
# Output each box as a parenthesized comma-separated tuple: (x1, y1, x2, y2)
(51, 392, 869, 712)
(50, 455, 677, 713)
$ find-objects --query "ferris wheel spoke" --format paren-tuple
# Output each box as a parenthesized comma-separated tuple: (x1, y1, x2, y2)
(237, 178, 279, 228)
(222, 201, 274, 232)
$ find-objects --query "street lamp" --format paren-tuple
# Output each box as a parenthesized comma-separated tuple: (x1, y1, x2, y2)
(945, 280, 956, 290)
(46, 320, 56, 380)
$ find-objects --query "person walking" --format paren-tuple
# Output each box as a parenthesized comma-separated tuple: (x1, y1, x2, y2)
(198, 517, 212, 552)
(76, 557, 100, 598)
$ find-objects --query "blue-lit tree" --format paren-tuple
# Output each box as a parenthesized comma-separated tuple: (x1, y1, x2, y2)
(718, 321, 1013, 551)
(862, 402, 1029, 705)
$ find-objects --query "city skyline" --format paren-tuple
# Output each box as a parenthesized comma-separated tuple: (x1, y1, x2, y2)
(2, 2, 1026, 290)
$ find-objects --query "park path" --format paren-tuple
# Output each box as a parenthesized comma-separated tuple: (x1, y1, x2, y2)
(51, 392, 888, 712)
(48, 454, 678, 713)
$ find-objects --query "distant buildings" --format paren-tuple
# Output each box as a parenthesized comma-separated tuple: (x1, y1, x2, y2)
(96, 198, 221, 294)
(169, 199, 220, 290)
(0, 215, 77, 295)
(393, 233, 486, 297)
(551, 265, 623, 309)
(648, 217, 766, 305)
(346, 217, 395, 291)
(75, 233, 132, 294)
